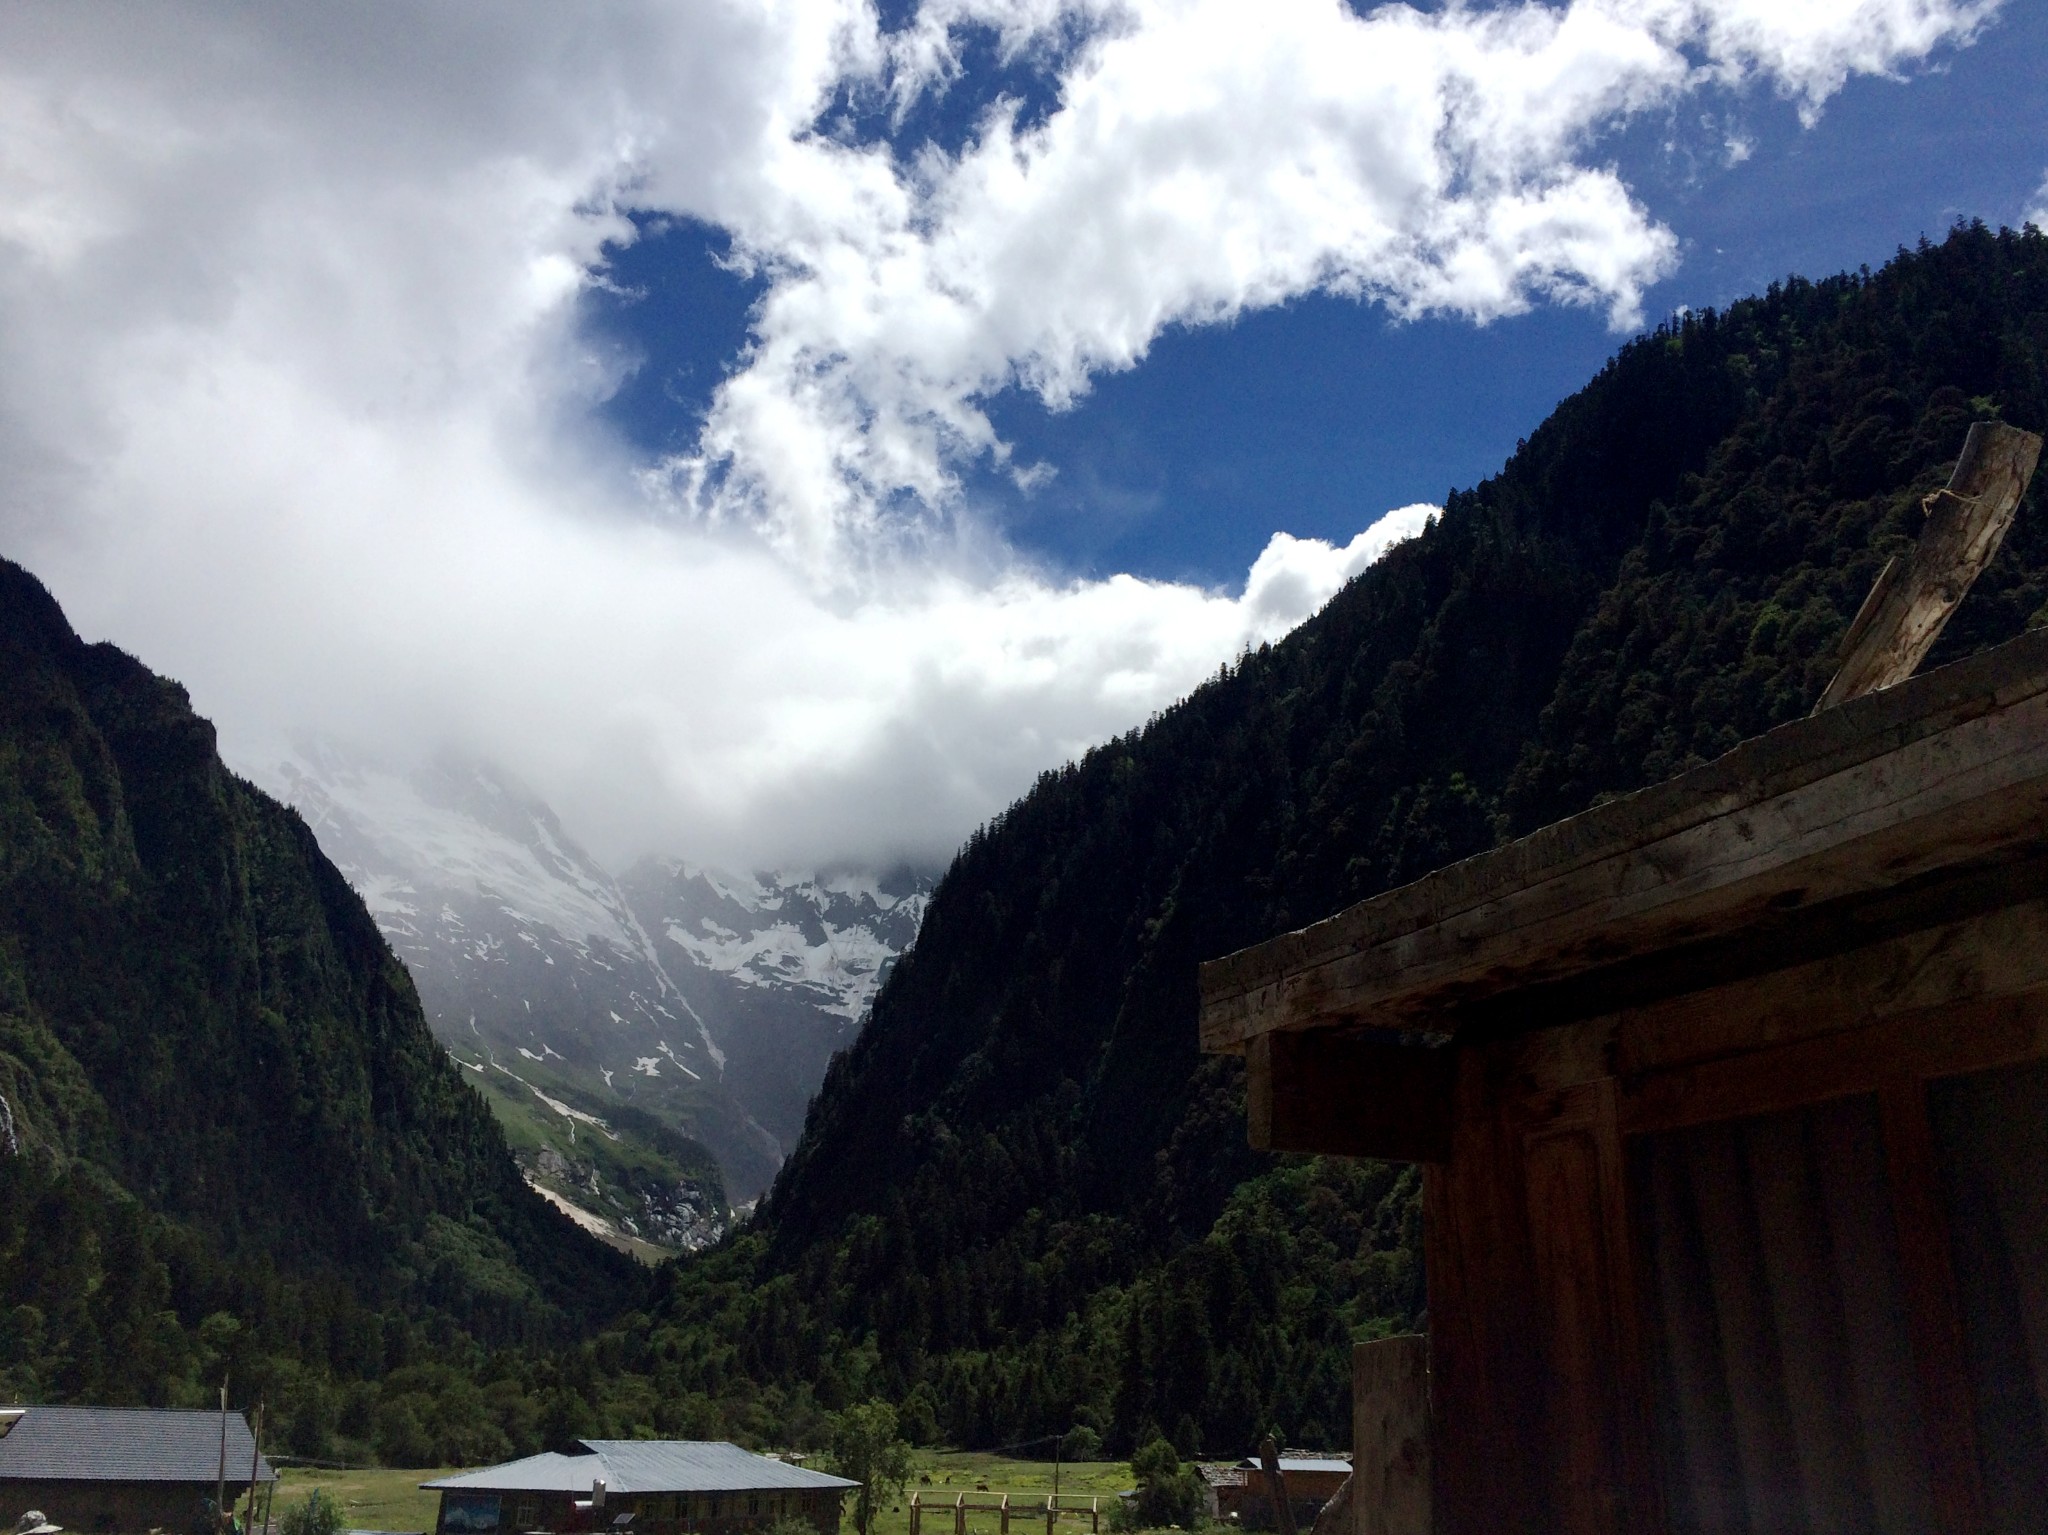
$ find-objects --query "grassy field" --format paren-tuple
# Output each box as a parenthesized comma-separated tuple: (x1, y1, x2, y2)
(271, 1465, 453, 1534)
(267, 1453, 1132, 1535)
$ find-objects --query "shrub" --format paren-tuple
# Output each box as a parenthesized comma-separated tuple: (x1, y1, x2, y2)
(1117, 1440, 1206, 1531)
(280, 1489, 343, 1535)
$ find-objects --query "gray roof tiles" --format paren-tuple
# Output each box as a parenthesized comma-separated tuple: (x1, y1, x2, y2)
(421, 1443, 856, 1496)
(0, 1406, 277, 1484)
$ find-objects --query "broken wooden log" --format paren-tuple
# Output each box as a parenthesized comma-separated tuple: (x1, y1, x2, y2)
(1816, 421, 2042, 711)
(1259, 1435, 1299, 1535)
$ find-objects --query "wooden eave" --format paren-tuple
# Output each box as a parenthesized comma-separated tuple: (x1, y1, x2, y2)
(1199, 626, 2048, 1057)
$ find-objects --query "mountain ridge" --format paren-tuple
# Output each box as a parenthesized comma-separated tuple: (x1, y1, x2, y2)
(0, 558, 636, 1416)
(266, 742, 931, 1212)
(625, 222, 2048, 1456)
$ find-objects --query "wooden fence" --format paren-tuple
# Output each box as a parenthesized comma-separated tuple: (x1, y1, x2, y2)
(907, 1492, 1103, 1535)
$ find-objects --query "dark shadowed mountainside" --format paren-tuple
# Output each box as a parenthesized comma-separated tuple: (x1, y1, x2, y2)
(0, 557, 638, 1420)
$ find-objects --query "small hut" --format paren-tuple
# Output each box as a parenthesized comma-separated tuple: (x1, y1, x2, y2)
(1198, 427, 2048, 1534)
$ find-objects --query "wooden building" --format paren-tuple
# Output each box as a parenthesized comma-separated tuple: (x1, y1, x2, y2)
(1208, 1456, 1351, 1528)
(1199, 429, 2048, 1534)
(423, 1442, 856, 1535)
(0, 1404, 276, 1534)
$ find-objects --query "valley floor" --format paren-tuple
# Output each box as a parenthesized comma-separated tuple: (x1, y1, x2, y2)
(268, 1454, 1135, 1535)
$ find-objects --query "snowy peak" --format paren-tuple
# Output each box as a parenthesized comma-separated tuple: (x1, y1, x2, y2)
(646, 862, 929, 1023)
(277, 745, 641, 955)
(260, 740, 932, 1209)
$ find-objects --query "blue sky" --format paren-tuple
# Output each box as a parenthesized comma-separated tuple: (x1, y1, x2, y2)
(3, 0, 2042, 868)
(587, 0, 2048, 588)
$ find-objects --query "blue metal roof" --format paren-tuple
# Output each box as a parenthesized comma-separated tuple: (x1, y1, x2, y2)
(0, 1405, 277, 1484)
(422, 1443, 856, 1496)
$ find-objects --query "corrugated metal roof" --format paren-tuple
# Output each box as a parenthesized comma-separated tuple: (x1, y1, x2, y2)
(421, 1443, 856, 1496)
(422, 1454, 601, 1494)
(0, 1406, 277, 1484)
(1233, 1458, 1352, 1476)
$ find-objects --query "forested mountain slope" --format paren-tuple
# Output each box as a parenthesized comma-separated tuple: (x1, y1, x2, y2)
(631, 224, 2048, 1455)
(0, 558, 637, 1420)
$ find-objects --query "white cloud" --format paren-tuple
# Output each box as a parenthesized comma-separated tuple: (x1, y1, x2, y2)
(0, 0, 1999, 871)
(672, 0, 1997, 563)
(2027, 170, 2048, 231)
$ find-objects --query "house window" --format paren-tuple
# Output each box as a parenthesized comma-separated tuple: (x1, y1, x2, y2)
(1632, 1094, 1934, 1533)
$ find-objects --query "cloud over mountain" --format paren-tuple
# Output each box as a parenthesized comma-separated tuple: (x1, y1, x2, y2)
(0, 0, 1998, 869)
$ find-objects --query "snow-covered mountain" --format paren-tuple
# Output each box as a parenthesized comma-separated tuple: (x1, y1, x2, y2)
(622, 860, 929, 1158)
(265, 743, 930, 1226)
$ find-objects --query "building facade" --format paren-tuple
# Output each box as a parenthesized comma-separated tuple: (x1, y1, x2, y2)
(1205, 1456, 1350, 1528)
(0, 1405, 276, 1535)
(424, 1441, 856, 1535)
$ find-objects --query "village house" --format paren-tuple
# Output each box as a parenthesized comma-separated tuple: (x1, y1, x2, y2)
(422, 1442, 856, 1535)
(1201, 1455, 1350, 1528)
(1200, 426, 2048, 1533)
(0, 1405, 275, 1535)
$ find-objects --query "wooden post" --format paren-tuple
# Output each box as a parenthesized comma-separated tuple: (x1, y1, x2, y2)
(910, 1494, 921, 1535)
(954, 1493, 965, 1535)
(216, 1380, 229, 1535)
(1305, 1475, 1353, 1535)
(1353, 1336, 1431, 1535)
(244, 1403, 264, 1534)
(1817, 421, 2043, 710)
(1258, 1437, 1297, 1535)
(999, 1495, 1009, 1535)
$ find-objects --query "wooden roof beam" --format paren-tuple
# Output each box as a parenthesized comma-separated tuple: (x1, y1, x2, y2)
(1246, 1031, 1455, 1162)
(1200, 628, 2048, 1055)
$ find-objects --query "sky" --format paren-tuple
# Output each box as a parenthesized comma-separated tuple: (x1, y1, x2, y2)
(0, 0, 2042, 873)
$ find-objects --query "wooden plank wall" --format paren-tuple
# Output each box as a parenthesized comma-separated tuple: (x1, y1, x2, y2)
(1421, 894, 2048, 1535)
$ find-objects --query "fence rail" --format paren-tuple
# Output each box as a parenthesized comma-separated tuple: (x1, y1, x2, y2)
(907, 1492, 1103, 1535)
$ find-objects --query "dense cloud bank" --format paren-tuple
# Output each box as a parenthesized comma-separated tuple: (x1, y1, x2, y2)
(0, 0, 1997, 867)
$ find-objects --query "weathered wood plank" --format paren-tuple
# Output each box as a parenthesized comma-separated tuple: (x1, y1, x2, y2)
(1616, 990, 2048, 1138)
(1246, 1032, 1455, 1162)
(1518, 1081, 1663, 1535)
(1816, 422, 2043, 710)
(1495, 887, 2048, 1100)
(1878, 1079, 1989, 1535)
(1200, 657, 2048, 1053)
(1425, 1054, 1551, 1535)
(1523, 1125, 1622, 1535)
(1202, 627, 2048, 1051)
(1353, 1336, 1431, 1535)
